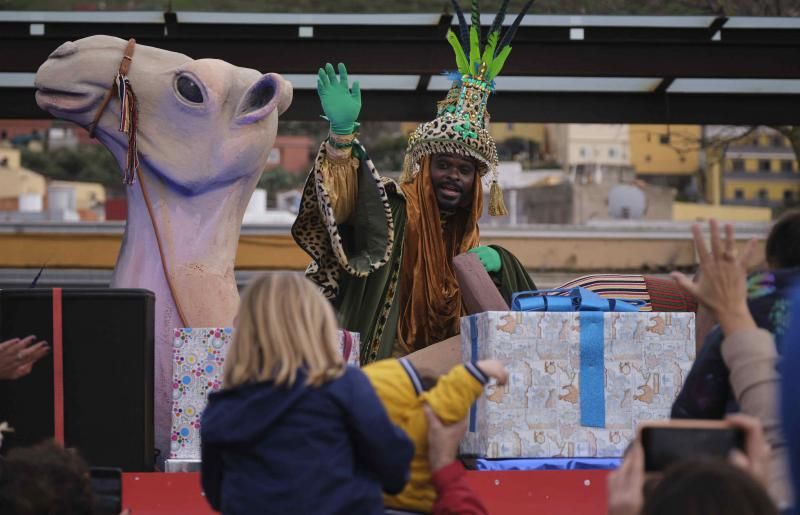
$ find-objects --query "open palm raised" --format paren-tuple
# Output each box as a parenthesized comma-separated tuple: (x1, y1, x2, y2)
(317, 63, 361, 135)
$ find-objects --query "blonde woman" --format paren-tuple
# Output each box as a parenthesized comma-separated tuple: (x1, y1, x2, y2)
(200, 273, 414, 515)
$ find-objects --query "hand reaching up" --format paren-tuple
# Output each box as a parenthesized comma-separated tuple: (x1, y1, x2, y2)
(671, 219, 758, 335)
(317, 63, 361, 135)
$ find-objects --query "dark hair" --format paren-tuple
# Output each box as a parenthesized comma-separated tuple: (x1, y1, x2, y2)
(642, 459, 778, 515)
(766, 209, 800, 269)
(0, 440, 95, 515)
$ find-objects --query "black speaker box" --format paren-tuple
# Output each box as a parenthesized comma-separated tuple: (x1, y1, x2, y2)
(0, 289, 155, 471)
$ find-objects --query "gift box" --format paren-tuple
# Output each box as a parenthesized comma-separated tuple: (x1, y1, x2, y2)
(169, 328, 360, 461)
(461, 311, 695, 458)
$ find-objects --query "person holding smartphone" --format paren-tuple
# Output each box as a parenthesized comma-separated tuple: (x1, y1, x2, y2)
(670, 220, 792, 511)
(607, 220, 792, 514)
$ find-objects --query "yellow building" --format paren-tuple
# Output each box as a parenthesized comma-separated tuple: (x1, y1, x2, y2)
(0, 147, 47, 200)
(629, 125, 701, 176)
(715, 127, 800, 207)
(49, 180, 106, 211)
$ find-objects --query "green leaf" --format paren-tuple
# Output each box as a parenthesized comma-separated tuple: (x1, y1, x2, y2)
(469, 25, 481, 73)
(487, 45, 512, 81)
(446, 30, 470, 74)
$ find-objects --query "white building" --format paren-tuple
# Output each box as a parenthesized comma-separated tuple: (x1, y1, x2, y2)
(547, 124, 632, 177)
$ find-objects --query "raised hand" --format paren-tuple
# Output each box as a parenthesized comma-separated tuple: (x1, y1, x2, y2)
(671, 219, 758, 335)
(0, 336, 50, 380)
(317, 62, 361, 135)
(423, 405, 467, 471)
(607, 442, 645, 515)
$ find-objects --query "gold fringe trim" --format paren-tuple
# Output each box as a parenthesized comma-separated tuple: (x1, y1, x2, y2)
(488, 180, 508, 217)
(400, 152, 416, 183)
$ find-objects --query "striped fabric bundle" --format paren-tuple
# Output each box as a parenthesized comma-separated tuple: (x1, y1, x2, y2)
(556, 274, 652, 311)
(554, 274, 698, 313)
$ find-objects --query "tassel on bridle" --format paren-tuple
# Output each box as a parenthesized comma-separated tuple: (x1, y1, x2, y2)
(116, 73, 139, 185)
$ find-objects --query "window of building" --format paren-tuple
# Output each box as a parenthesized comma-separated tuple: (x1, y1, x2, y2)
(734, 189, 744, 200)
(731, 159, 745, 172)
(646, 134, 652, 143)
(0, 157, 7, 167)
(773, 136, 785, 147)
(781, 160, 794, 173)
(506, 123, 514, 130)
(759, 160, 771, 172)
(679, 156, 687, 163)
(645, 154, 652, 163)
(609, 148, 617, 158)
(785, 190, 795, 202)
(579, 147, 587, 158)
(758, 189, 769, 201)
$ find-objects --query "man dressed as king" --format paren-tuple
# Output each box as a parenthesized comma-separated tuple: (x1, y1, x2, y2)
(292, 0, 538, 363)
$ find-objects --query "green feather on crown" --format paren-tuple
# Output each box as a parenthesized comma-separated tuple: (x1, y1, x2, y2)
(446, 0, 534, 81)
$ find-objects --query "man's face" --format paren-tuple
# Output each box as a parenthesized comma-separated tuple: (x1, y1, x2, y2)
(429, 153, 477, 212)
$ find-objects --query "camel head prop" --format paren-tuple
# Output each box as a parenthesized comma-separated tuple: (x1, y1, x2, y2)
(35, 35, 293, 463)
(36, 35, 291, 193)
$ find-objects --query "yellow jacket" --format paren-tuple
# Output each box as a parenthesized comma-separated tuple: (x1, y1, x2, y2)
(362, 358, 488, 513)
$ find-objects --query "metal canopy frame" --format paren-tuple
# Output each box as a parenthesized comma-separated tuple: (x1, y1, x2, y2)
(1, 10, 799, 123)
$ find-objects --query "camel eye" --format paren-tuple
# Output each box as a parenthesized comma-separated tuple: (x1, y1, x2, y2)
(176, 75, 204, 104)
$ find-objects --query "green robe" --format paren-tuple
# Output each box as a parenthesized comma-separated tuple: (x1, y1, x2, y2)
(291, 143, 536, 364)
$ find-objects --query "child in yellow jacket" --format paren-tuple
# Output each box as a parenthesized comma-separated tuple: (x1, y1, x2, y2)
(362, 357, 507, 513)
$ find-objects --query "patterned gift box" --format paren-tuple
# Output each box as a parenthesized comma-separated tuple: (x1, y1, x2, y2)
(461, 311, 695, 459)
(169, 328, 360, 460)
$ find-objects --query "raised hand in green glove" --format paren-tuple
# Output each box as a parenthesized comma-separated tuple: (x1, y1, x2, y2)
(317, 63, 361, 135)
(469, 246, 502, 274)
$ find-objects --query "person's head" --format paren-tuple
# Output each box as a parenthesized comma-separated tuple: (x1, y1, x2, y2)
(428, 152, 478, 212)
(224, 272, 344, 389)
(766, 209, 800, 269)
(0, 440, 95, 515)
(642, 459, 777, 515)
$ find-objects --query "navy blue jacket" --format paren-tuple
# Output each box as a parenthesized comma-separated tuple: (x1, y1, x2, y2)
(200, 366, 414, 515)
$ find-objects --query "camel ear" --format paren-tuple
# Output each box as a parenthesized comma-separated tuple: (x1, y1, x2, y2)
(235, 73, 291, 125)
(275, 74, 293, 116)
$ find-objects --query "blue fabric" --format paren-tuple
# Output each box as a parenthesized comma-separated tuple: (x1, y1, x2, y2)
(580, 312, 606, 428)
(200, 366, 414, 515)
(781, 284, 800, 514)
(475, 457, 621, 471)
(469, 315, 478, 433)
(511, 287, 643, 312)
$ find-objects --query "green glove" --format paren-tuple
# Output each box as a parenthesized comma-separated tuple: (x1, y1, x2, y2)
(469, 246, 502, 274)
(317, 63, 361, 135)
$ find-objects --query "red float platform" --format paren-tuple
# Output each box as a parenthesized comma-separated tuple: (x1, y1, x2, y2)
(122, 470, 609, 514)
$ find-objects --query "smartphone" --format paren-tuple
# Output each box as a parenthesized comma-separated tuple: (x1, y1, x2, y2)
(640, 421, 745, 472)
(90, 467, 122, 515)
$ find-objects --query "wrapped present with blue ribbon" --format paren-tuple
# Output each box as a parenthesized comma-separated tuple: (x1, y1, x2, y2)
(460, 309, 695, 459)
